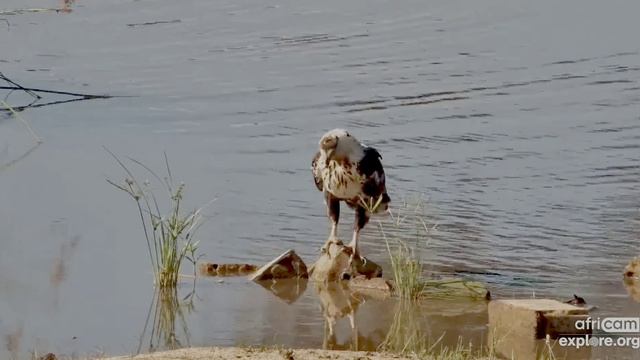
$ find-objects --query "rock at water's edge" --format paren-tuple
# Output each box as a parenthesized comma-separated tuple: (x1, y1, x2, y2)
(249, 249, 308, 281)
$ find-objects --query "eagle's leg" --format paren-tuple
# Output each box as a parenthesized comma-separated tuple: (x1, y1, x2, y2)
(322, 193, 342, 257)
(348, 206, 369, 263)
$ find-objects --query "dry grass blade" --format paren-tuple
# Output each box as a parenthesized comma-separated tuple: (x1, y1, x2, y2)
(1, 99, 42, 143)
(358, 194, 384, 213)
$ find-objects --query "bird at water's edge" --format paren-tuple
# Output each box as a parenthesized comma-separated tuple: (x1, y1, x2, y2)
(311, 129, 390, 264)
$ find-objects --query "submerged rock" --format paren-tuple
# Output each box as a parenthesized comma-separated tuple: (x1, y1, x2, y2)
(250, 249, 308, 281)
(348, 276, 393, 299)
(309, 242, 382, 282)
(421, 278, 490, 300)
(624, 256, 640, 278)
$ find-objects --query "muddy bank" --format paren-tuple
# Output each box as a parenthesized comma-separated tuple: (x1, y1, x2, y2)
(104, 347, 421, 360)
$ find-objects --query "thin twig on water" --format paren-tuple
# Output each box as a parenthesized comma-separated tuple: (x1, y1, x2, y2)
(0, 85, 111, 99)
(0, 73, 120, 113)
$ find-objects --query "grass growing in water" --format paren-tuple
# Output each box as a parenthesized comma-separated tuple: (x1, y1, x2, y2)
(378, 197, 488, 300)
(106, 149, 213, 288)
(376, 196, 435, 300)
(383, 232, 425, 300)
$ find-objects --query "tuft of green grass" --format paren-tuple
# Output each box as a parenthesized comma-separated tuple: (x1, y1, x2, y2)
(106, 149, 213, 288)
(378, 196, 488, 301)
(377, 196, 435, 300)
(382, 232, 426, 300)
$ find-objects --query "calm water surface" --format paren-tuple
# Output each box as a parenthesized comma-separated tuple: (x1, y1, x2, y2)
(1, 0, 639, 358)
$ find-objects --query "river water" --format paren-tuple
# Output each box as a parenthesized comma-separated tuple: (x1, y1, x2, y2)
(1, 0, 639, 358)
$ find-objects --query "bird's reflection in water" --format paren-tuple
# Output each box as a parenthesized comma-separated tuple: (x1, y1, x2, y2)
(623, 276, 640, 303)
(256, 277, 388, 351)
(314, 281, 362, 350)
(252, 277, 489, 353)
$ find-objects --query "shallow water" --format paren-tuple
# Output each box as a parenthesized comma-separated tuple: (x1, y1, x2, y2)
(1, 0, 639, 358)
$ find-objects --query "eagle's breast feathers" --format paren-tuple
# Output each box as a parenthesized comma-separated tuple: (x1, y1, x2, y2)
(311, 146, 388, 208)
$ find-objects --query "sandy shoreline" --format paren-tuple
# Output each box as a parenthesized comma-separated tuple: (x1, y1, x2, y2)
(103, 347, 418, 360)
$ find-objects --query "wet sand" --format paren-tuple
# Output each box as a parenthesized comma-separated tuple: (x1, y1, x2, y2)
(104, 346, 423, 360)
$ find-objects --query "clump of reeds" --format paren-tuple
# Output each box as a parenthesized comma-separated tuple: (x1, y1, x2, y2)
(382, 232, 425, 300)
(106, 149, 212, 288)
(376, 196, 436, 300)
(378, 197, 490, 301)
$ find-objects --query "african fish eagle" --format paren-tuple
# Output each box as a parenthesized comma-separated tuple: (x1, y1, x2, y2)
(311, 128, 390, 262)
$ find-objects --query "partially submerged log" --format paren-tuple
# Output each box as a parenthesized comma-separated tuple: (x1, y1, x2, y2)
(199, 263, 257, 277)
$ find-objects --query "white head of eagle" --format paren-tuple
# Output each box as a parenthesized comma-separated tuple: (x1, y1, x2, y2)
(311, 128, 390, 260)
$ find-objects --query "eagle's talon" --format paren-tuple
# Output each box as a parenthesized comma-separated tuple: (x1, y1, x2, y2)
(348, 248, 364, 271)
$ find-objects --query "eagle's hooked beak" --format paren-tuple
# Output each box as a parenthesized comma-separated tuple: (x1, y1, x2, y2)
(325, 148, 335, 160)
(324, 140, 337, 165)
(322, 136, 338, 165)
(324, 149, 334, 166)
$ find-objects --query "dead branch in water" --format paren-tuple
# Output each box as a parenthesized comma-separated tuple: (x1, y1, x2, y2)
(0, 72, 41, 99)
(0, 73, 118, 113)
(0, 85, 109, 99)
(0, 8, 67, 16)
(5, 97, 101, 112)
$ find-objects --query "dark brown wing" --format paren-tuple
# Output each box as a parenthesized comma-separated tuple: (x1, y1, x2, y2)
(357, 147, 389, 201)
(311, 150, 323, 191)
